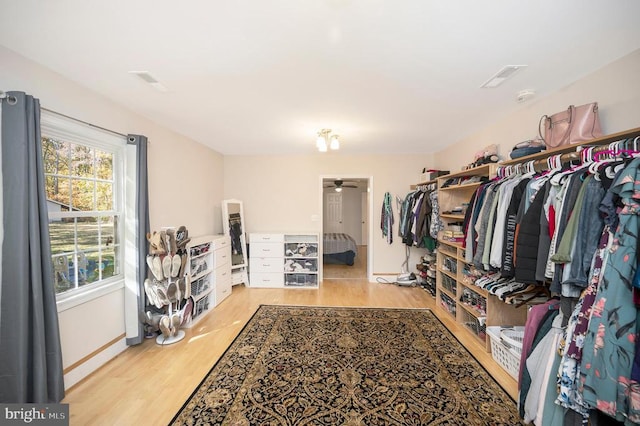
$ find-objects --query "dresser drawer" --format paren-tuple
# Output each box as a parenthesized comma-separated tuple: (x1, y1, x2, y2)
(214, 265, 231, 283)
(250, 257, 282, 273)
(250, 233, 284, 243)
(250, 242, 284, 257)
(214, 274, 232, 305)
(214, 247, 231, 268)
(249, 272, 284, 288)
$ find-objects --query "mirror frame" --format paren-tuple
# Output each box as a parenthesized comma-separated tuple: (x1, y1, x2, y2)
(221, 199, 248, 270)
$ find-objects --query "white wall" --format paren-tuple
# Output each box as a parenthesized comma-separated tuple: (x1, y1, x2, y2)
(435, 48, 640, 171)
(0, 45, 224, 388)
(224, 153, 435, 277)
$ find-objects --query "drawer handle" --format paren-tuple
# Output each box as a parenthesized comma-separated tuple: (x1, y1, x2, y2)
(263, 237, 271, 240)
(263, 249, 271, 252)
(264, 279, 270, 282)
(222, 272, 227, 276)
(262, 264, 270, 267)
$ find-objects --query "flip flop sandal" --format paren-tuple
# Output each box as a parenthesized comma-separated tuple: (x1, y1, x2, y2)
(151, 256, 164, 281)
(183, 274, 191, 299)
(177, 278, 186, 300)
(144, 279, 160, 308)
(155, 284, 171, 306)
(166, 281, 178, 302)
(170, 312, 181, 332)
(180, 297, 194, 326)
(159, 315, 172, 338)
(166, 228, 177, 255)
(179, 253, 188, 277)
(171, 254, 181, 277)
(176, 226, 191, 248)
(146, 255, 155, 277)
(162, 255, 172, 279)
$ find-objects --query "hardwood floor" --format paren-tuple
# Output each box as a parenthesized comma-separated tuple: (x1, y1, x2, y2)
(322, 245, 367, 279)
(63, 280, 519, 425)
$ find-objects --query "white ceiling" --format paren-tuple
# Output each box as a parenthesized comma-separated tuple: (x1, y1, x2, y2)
(1, 0, 640, 155)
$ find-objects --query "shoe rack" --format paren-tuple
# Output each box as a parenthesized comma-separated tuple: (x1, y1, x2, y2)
(142, 226, 192, 346)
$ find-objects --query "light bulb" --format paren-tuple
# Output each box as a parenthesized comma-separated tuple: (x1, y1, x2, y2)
(334, 187, 342, 192)
(318, 140, 328, 152)
(316, 135, 325, 149)
(330, 135, 340, 150)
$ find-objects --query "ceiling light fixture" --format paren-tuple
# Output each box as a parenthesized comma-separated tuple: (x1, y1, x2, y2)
(316, 129, 341, 152)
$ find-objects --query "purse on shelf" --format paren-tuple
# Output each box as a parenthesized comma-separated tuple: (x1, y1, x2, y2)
(538, 102, 602, 149)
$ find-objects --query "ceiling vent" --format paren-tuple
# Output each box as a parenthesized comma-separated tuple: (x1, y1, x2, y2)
(480, 65, 527, 88)
(129, 71, 168, 92)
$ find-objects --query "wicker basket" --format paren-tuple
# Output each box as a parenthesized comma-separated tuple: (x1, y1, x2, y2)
(487, 326, 524, 380)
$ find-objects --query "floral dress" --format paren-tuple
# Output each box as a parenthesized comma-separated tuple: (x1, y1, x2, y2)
(580, 158, 640, 423)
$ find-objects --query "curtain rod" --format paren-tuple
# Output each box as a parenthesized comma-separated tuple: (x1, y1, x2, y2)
(41, 107, 128, 138)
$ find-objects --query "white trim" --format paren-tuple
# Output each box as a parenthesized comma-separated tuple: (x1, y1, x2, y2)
(48, 210, 119, 219)
(0, 101, 3, 312)
(63, 336, 128, 390)
(41, 112, 123, 153)
(56, 278, 124, 312)
(123, 142, 139, 340)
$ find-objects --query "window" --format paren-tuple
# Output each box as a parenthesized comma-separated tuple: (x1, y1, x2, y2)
(41, 112, 125, 297)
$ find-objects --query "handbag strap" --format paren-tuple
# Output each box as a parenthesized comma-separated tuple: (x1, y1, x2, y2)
(541, 105, 575, 148)
(538, 115, 549, 142)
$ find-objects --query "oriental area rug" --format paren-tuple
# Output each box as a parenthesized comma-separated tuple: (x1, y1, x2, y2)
(171, 305, 519, 425)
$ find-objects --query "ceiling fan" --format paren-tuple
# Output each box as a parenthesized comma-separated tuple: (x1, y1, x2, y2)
(324, 179, 358, 192)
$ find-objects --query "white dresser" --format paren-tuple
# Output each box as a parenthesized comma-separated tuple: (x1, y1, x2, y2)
(249, 233, 319, 288)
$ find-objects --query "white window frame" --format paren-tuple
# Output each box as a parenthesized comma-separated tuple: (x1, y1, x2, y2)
(41, 111, 128, 312)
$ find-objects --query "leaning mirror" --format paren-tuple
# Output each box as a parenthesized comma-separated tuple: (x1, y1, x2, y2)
(221, 199, 249, 285)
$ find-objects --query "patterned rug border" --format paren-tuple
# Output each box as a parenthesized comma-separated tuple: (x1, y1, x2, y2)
(170, 304, 515, 424)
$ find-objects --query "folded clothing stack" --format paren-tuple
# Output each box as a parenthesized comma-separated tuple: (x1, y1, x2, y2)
(510, 139, 546, 159)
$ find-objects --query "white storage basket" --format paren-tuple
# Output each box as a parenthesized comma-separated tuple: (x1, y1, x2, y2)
(487, 326, 524, 380)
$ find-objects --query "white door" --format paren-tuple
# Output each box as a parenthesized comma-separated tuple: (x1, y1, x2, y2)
(324, 192, 343, 233)
(361, 192, 368, 245)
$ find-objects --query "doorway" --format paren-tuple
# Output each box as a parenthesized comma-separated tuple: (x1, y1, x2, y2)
(320, 176, 373, 281)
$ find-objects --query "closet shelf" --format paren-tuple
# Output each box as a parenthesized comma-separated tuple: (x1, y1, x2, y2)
(438, 283, 457, 300)
(459, 280, 489, 297)
(191, 269, 213, 282)
(438, 268, 457, 281)
(439, 181, 484, 192)
(440, 214, 465, 220)
(458, 301, 486, 319)
(500, 126, 640, 166)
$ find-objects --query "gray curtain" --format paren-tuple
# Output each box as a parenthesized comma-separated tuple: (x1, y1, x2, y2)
(0, 92, 65, 403)
(126, 134, 149, 346)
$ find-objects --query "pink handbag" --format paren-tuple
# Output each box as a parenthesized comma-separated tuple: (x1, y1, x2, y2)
(539, 102, 602, 149)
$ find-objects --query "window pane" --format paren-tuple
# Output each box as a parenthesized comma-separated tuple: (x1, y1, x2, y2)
(42, 138, 71, 176)
(53, 254, 74, 294)
(96, 150, 113, 180)
(83, 251, 101, 285)
(96, 182, 113, 211)
(76, 218, 99, 252)
(102, 249, 116, 280)
(48, 219, 76, 256)
(100, 216, 116, 249)
(71, 144, 94, 178)
(71, 178, 95, 211)
(46, 176, 71, 208)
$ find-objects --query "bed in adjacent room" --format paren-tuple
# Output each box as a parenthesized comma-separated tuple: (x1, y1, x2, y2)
(323, 233, 358, 266)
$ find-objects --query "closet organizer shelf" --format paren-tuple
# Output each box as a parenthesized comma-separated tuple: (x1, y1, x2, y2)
(184, 235, 232, 327)
(435, 164, 527, 355)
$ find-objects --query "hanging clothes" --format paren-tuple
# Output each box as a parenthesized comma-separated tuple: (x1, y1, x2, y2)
(381, 192, 394, 244)
(580, 157, 640, 423)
